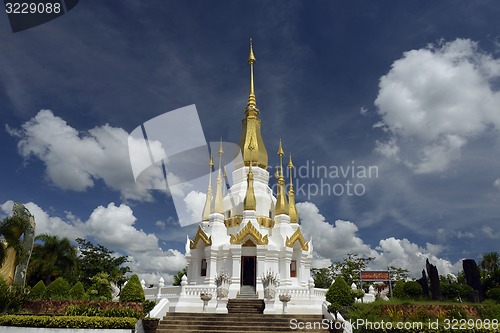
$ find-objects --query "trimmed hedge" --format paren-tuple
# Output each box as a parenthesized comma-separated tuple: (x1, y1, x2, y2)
(0, 315, 137, 329)
(21, 300, 142, 316)
(119, 274, 144, 303)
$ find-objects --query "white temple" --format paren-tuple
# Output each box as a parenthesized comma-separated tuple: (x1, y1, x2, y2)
(145, 41, 326, 315)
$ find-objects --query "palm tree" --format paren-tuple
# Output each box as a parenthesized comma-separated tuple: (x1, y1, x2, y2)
(480, 252, 500, 279)
(27, 234, 78, 286)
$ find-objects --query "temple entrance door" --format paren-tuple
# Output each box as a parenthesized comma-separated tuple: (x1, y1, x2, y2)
(241, 256, 256, 286)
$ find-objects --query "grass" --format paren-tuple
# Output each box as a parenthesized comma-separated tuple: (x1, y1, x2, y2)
(345, 298, 500, 322)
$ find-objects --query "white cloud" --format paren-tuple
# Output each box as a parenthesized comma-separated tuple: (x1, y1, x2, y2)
(0, 200, 186, 281)
(183, 190, 206, 223)
(493, 178, 500, 190)
(7, 110, 159, 201)
(374, 39, 500, 173)
(297, 201, 458, 277)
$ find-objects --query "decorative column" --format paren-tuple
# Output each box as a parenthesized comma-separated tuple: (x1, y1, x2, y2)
(229, 246, 242, 298)
(205, 248, 218, 286)
(256, 246, 267, 297)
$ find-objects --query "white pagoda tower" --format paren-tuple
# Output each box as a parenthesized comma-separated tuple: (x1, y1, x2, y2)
(163, 41, 324, 314)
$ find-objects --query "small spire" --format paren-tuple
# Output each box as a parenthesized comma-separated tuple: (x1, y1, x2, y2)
(248, 38, 256, 64)
(277, 139, 284, 177)
(202, 154, 213, 221)
(275, 140, 289, 216)
(247, 39, 257, 112)
(288, 154, 298, 223)
(212, 140, 224, 214)
(244, 137, 256, 211)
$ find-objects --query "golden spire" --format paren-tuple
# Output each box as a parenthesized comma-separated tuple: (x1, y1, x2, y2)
(288, 154, 298, 223)
(239, 39, 268, 169)
(202, 154, 214, 221)
(244, 137, 257, 210)
(275, 139, 289, 215)
(212, 139, 224, 214)
(247, 38, 257, 109)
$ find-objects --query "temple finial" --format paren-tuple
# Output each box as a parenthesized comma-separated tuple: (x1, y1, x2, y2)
(275, 140, 289, 216)
(202, 154, 213, 221)
(244, 137, 256, 210)
(247, 39, 257, 110)
(212, 140, 224, 214)
(288, 154, 298, 223)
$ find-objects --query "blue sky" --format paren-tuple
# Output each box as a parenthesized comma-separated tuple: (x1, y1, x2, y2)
(1, 1, 500, 283)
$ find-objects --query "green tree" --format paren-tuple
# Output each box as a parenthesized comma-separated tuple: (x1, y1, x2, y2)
(44, 276, 70, 300)
(76, 238, 130, 289)
(120, 274, 145, 302)
(69, 281, 86, 300)
(311, 267, 333, 289)
(87, 272, 112, 301)
(30, 280, 46, 300)
(403, 281, 423, 299)
(388, 266, 409, 281)
(325, 276, 354, 318)
(173, 267, 187, 286)
(486, 288, 500, 303)
(393, 280, 406, 299)
(27, 234, 78, 286)
(480, 252, 500, 292)
(332, 253, 374, 285)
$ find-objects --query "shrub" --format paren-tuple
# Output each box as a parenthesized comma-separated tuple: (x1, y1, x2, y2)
(403, 281, 423, 299)
(0, 277, 30, 313)
(326, 276, 354, 316)
(393, 280, 406, 299)
(441, 282, 473, 301)
(120, 274, 145, 302)
(142, 300, 157, 317)
(44, 277, 70, 300)
(0, 315, 137, 329)
(22, 299, 143, 316)
(87, 273, 112, 301)
(30, 281, 46, 300)
(352, 289, 365, 300)
(69, 282, 86, 300)
(487, 287, 500, 303)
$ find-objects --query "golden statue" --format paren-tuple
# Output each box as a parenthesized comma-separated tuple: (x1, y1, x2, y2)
(0, 202, 36, 286)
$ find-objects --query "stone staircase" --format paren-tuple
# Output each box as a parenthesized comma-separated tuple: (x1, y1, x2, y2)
(237, 285, 258, 299)
(227, 298, 265, 314)
(156, 312, 332, 332)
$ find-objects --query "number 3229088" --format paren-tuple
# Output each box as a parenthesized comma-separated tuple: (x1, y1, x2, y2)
(5, 2, 61, 14)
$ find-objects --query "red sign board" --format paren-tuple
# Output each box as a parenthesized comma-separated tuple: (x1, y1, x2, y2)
(360, 271, 390, 281)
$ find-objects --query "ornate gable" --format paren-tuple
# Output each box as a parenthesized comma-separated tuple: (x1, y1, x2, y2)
(286, 228, 309, 251)
(190, 225, 212, 249)
(230, 221, 269, 245)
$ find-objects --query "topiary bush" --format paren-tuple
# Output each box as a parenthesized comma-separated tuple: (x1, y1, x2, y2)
(44, 277, 70, 300)
(69, 282, 86, 300)
(487, 287, 500, 303)
(87, 273, 112, 301)
(120, 274, 145, 303)
(393, 280, 406, 299)
(325, 276, 354, 317)
(403, 281, 423, 299)
(30, 280, 46, 300)
(0, 315, 137, 329)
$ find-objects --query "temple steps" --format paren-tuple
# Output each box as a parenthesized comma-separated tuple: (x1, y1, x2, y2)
(227, 298, 264, 314)
(157, 312, 332, 332)
(237, 285, 258, 299)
